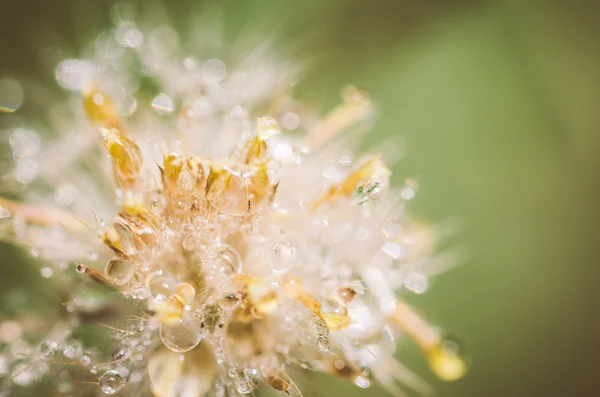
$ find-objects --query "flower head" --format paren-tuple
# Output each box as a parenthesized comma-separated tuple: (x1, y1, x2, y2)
(0, 18, 467, 397)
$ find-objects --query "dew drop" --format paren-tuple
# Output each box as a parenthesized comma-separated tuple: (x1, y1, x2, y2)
(115, 22, 143, 48)
(428, 334, 468, 381)
(63, 339, 83, 359)
(148, 274, 177, 299)
(210, 243, 242, 275)
(151, 93, 174, 115)
(354, 375, 371, 388)
(236, 379, 252, 395)
(320, 298, 346, 317)
(174, 283, 196, 305)
(404, 272, 428, 294)
(99, 369, 126, 395)
(55, 59, 95, 91)
(203, 59, 227, 83)
(0, 78, 23, 113)
(0, 206, 11, 220)
(105, 258, 135, 285)
(160, 317, 202, 353)
(269, 241, 297, 274)
(255, 117, 280, 140)
(317, 336, 330, 352)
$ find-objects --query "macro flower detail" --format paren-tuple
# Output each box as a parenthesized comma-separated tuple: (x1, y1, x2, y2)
(0, 20, 467, 397)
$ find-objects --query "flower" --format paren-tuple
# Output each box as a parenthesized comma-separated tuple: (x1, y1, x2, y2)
(0, 17, 467, 397)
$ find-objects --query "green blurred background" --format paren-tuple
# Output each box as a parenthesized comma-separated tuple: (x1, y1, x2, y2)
(1, 0, 598, 396)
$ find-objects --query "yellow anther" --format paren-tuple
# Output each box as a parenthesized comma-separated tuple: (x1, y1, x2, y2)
(101, 127, 142, 188)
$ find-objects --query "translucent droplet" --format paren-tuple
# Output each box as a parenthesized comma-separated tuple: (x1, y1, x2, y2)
(311, 317, 329, 336)
(236, 379, 252, 395)
(40, 267, 53, 278)
(0, 78, 24, 113)
(400, 178, 418, 200)
(381, 241, 403, 260)
(217, 294, 239, 310)
(39, 340, 58, 357)
(337, 287, 356, 303)
(428, 334, 468, 381)
(256, 117, 280, 140)
(55, 59, 95, 91)
(0, 206, 10, 220)
(105, 258, 135, 285)
(115, 22, 143, 48)
(11, 362, 36, 385)
(174, 283, 196, 305)
(0, 355, 7, 375)
(404, 272, 428, 294)
(354, 375, 371, 388)
(211, 243, 242, 275)
(15, 157, 39, 184)
(160, 317, 202, 353)
(282, 112, 300, 130)
(112, 220, 136, 256)
(99, 369, 126, 395)
(269, 242, 297, 274)
(320, 298, 346, 317)
(152, 93, 174, 115)
(10, 128, 40, 160)
(148, 345, 215, 397)
(203, 59, 227, 83)
(63, 339, 83, 359)
(148, 274, 177, 300)
(317, 336, 330, 352)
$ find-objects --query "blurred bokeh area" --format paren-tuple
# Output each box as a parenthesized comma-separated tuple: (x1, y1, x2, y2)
(1, 0, 598, 396)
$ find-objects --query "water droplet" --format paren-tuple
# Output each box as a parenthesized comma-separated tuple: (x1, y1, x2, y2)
(209, 243, 242, 275)
(151, 93, 174, 115)
(381, 241, 403, 260)
(400, 178, 418, 200)
(160, 317, 202, 353)
(203, 59, 227, 83)
(99, 369, 126, 395)
(217, 294, 239, 310)
(428, 334, 468, 381)
(0, 78, 23, 113)
(256, 117, 280, 140)
(85, 251, 99, 261)
(63, 339, 83, 359)
(269, 241, 297, 274)
(404, 272, 428, 294)
(115, 22, 143, 48)
(15, 157, 38, 184)
(174, 283, 196, 305)
(236, 379, 252, 395)
(0, 206, 10, 220)
(39, 340, 58, 357)
(11, 362, 36, 385)
(148, 274, 177, 299)
(282, 112, 300, 130)
(354, 375, 371, 388)
(243, 367, 259, 379)
(40, 267, 53, 278)
(311, 318, 328, 336)
(320, 298, 346, 317)
(317, 336, 330, 352)
(55, 59, 95, 91)
(105, 258, 135, 285)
